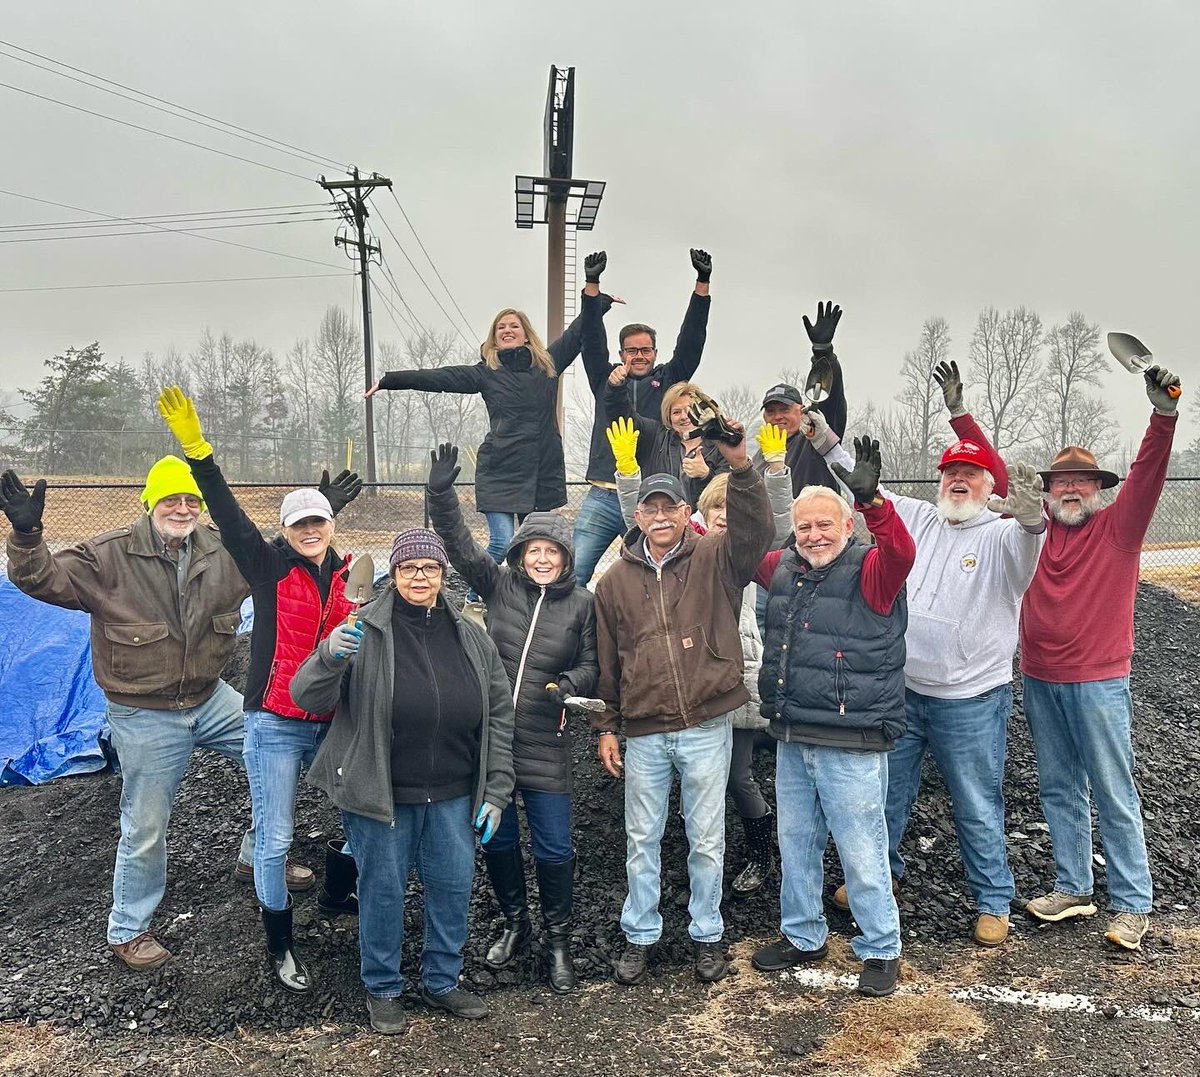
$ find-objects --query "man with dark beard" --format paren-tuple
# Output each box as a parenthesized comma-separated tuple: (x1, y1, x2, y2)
(1021, 364, 1181, 952)
(808, 361, 1046, 947)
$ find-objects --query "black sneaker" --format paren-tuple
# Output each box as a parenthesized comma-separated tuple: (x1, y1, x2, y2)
(751, 937, 828, 972)
(365, 993, 407, 1035)
(694, 941, 729, 983)
(857, 958, 900, 998)
(419, 986, 489, 1019)
(613, 942, 657, 986)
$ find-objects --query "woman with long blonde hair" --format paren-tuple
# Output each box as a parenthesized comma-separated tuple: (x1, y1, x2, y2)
(368, 298, 610, 567)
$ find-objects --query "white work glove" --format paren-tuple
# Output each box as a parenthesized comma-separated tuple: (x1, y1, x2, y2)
(987, 463, 1045, 532)
(1144, 365, 1181, 416)
(801, 407, 837, 454)
(474, 803, 502, 844)
(327, 622, 364, 660)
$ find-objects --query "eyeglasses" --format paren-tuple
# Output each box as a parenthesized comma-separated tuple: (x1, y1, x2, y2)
(395, 562, 444, 580)
(622, 346, 657, 358)
(1048, 476, 1097, 490)
(157, 495, 202, 511)
(635, 503, 686, 519)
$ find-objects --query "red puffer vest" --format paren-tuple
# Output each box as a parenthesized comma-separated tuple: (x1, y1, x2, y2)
(262, 555, 354, 721)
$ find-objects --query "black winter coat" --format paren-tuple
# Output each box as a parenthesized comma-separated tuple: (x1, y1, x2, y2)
(377, 297, 611, 513)
(427, 485, 598, 794)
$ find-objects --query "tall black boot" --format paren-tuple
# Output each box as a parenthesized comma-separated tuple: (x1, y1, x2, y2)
(261, 900, 312, 993)
(731, 810, 775, 898)
(483, 846, 531, 970)
(536, 855, 577, 993)
(317, 838, 359, 917)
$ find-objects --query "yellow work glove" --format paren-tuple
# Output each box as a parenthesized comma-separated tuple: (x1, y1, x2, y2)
(606, 417, 640, 477)
(156, 386, 213, 460)
(755, 422, 788, 466)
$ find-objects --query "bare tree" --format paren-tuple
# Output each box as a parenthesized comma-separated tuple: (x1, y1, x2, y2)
(562, 373, 597, 479)
(404, 330, 484, 448)
(1033, 312, 1116, 462)
(712, 383, 759, 430)
(314, 305, 363, 465)
(283, 338, 318, 479)
(968, 306, 1043, 454)
(375, 338, 418, 480)
(887, 317, 952, 476)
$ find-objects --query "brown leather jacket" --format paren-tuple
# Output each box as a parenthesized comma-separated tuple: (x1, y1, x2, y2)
(592, 463, 773, 738)
(6, 515, 249, 710)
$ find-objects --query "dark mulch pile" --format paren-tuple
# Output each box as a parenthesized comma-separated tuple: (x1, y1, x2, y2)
(1, 582, 1198, 1040)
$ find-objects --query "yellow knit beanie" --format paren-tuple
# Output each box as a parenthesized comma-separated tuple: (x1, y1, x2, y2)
(140, 455, 204, 512)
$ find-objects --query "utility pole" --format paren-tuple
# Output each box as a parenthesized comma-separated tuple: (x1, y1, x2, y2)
(319, 167, 393, 484)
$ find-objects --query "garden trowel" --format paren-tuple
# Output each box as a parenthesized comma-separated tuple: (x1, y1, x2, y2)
(1107, 332, 1182, 399)
(344, 553, 376, 628)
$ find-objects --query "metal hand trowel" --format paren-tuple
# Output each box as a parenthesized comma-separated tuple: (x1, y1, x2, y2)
(804, 353, 835, 404)
(1107, 332, 1182, 399)
(345, 553, 375, 628)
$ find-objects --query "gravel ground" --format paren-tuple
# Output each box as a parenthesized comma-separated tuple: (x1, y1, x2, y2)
(2, 582, 1198, 1075)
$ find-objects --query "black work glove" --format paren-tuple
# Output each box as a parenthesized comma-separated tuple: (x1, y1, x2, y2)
(546, 681, 570, 704)
(0, 470, 47, 534)
(584, 250, 607, 284)
(803, 300, 842, 353)
(318, 468, 363, 515)
(932, 359, 966, 417)
(690, 248, 712, 284)
(685, 391, 743, 446)
(830, 435, 882, 506)
(427, 443, 461, 493)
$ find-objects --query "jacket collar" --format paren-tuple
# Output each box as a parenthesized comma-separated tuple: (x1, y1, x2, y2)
(127, 514, 223, 559)
(617, 524, 700, 569)
(359, 587, 466, 632)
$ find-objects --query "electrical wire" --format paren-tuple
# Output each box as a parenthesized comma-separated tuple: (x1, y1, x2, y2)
(376, 254, 436, 339)
(369, 277, 420, 339)
(0, 80, 311, 180)
(387, 187, 478, 340)
(0, 187, 345, 269)
(0, 38, 347, 171)
(0, 216, 339, 243)
(0, 272, 346, 293)
(0, 204, 330, 232)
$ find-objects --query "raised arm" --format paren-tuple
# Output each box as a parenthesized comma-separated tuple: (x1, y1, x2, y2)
(803, 301, 847, 437)
(552, 253, 615, 377)
(374, 363, 487, 396)
(985, 463, 1047, 595)
(935, 360, 1009, 497)
(657, 250, 712, 385)
(713, 427, 774, 589)
(425, 444, 502, 600)
(1108, 369, 1181, 548)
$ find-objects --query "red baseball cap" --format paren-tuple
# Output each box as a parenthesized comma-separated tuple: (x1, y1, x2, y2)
(937, 439, 991, 471)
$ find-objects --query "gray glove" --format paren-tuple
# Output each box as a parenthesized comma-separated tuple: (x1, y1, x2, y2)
(327, 622, 364, 660)
(801, 407, 837, 454)
(1144, 364, 1181, 415)
(933, 360, 966, 418)
(987, 463, 1045, 531)
(474, 803, 502, 844)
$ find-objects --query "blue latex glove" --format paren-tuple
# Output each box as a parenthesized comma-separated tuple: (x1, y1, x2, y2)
(327, 622, 364, 660)
(474, 803, 502, 844)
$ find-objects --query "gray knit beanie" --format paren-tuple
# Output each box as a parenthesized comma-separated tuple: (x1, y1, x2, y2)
(389, 528, 449, 572)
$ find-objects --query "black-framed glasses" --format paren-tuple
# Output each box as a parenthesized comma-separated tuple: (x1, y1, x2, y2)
(622, 346, 657, 358)
(395, 562, 444, 580)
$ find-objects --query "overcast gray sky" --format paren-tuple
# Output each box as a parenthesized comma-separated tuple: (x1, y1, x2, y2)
(1, 0, 1196, 457)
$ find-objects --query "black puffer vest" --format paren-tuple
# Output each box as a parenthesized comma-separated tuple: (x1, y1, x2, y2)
(759, 541, 908, 751)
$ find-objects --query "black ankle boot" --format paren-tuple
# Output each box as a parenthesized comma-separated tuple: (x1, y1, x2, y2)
(732, 810, 775, 898)
(317, 838, 359, 917)
(536, 856, 577, 993)
(483, 846, 530, 970)
(261, 901, 312, 993)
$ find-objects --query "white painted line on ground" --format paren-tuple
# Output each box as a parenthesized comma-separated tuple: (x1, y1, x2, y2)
(779, 968, 1198, 1023)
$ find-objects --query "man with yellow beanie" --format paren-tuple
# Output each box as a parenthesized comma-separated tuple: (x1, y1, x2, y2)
(1, 453, 359, 972)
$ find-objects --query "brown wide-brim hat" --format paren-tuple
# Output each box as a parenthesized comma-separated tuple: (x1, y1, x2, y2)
(1037, 445, 1120, 491)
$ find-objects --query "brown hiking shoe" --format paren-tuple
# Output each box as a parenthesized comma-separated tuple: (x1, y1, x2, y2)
(1025, 891, 1098, 923)
(110, 932, 171, 971)
(1105, 913, 1149, 951)
(235, 859, 316, 893)
(973, 913, 1009, 947)
(833, 876, 899, 912)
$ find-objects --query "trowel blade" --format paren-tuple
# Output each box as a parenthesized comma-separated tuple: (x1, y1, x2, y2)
(346, 553, 375, 605)
(1107, 331, 1153, 374)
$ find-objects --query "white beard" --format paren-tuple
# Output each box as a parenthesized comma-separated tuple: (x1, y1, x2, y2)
(1049, 491, 1103, 526)
(936, 495, 988, 524)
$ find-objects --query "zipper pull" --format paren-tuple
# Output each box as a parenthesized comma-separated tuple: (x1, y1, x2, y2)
(839, 702, 846, 716)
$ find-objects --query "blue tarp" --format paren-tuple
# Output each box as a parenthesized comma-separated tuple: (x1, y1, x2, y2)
(0, 576, 110, 785)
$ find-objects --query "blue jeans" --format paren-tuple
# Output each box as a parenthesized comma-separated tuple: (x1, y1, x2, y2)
(777, 742, 900, 961)
(885, 685, 1015, 917)
(483, 512, 518, 565)
(105, 679, 255, 943)
(487, 788, 573, 864)
(243, 710, 329, 911)
(342, 796, 476, 998)
(1023, 675, 1152, 914)
(571, 487, 625, 586)
(622, 715, 732, 944)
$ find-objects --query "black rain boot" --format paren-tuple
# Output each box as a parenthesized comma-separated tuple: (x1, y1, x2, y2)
(536, 855, 577, 994)
(262, 901, 312, 993)
(731, 810, 775, 898)
(483, 846, 531, 970)
(317, 838, 359, 917)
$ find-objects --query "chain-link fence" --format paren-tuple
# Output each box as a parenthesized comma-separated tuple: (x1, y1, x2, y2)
(4, 477, 1199, 599)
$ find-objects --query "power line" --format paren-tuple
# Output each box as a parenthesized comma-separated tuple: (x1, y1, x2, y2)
(0, 272, 345, 294)
(0, 187, 344, 269)
(387, 187, 479, 340)
(0, 38, 347, 171)
(0, 215, 339, 244)
(0, 203, 329, 232)
(376, 254, 434, 339)
(369, 277, 419, 339)
(0, 79, 311, 181)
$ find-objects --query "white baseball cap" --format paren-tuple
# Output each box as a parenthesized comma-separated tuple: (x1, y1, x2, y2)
(280, 488, 334, 528)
